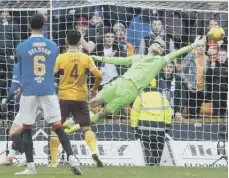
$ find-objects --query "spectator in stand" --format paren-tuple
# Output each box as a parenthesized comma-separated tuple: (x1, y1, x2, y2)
(0, 11, 20, 99)
(113, 22, 134, 56)
(75, 17, 96, 54)
(140, 17, 173, 55)
(94, 27, 127, 90)
(88, 10, 105, 45)
(156, 62, 189, 120)
(181, 39, 210, 119)
(127, 9, 156, 53)
(103, 5, 136, 28)
(206, 46, 228, 118)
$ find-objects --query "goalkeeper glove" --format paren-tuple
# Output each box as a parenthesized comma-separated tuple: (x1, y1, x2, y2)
(191, 36, 207, 49)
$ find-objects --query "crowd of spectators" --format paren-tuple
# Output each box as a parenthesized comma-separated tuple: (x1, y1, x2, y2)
(0, 6, 228, 121)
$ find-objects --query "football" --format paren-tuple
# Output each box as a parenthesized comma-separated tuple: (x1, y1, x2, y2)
(207, 27, 225, 41)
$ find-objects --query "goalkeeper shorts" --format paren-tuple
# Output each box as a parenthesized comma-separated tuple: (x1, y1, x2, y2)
(101, 77, 139, 113)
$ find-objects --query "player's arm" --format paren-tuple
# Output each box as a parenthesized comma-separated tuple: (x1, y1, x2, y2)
(88, 57, 102, 95)
(91, 55, 135, 66)
(163, 36, 206, 63)
(16, 45, 22, 85)
(54, 55, 61, 75)
(81, 38, 96, 53)
(6, 82, 20, 104)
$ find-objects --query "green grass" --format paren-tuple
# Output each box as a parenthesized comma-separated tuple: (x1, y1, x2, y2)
(0, 166, 227, 178)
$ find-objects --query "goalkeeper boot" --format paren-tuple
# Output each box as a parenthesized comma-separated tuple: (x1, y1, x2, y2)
(64, 124, 80, 134)
(92, 154, 104, 168)
(15, 163, 37, 175)
(69, 155, 83, 176)
(63, 117, 75, 128)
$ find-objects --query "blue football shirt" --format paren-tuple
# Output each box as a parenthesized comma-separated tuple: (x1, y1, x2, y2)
(12, 63, 20, 84)
(6, 63, 20, 103)
(16, 35, 58, 96)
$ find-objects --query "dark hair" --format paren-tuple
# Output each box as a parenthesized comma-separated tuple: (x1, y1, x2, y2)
(29, 13, 45, 30)
(151, 16, 162, 22)
(103, 27, 114, 35)
(219, 45, 228, 52)
(67, 31, 81, 45)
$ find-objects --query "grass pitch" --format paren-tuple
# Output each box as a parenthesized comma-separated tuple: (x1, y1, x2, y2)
(0, 166, 227, 178)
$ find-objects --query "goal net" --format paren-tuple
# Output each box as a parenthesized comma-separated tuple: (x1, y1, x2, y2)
(0, 0, 228, 167)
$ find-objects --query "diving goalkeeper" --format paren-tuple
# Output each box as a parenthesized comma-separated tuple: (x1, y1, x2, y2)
(65, 36, 206, 132)
(88, 36, 206, 124)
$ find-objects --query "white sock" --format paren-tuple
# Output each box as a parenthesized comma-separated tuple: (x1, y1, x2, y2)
(27, 162, 35, 168)
(21, 153, 26, 161)
(68, 155, 79, 167)
(8, 149, 16, 158)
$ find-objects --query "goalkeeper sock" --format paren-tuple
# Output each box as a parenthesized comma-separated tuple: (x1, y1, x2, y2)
(84, 130, 97, 154)
(50, 131, 60, 163)
(23, 125, 34, 163)
(11, 133, 24, 154)
(53, 124, 73, 157)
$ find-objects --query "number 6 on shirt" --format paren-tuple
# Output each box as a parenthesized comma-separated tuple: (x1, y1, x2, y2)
(34, 55, 46, 76)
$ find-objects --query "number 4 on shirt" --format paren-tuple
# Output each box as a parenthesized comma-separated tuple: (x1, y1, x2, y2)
(70, 64, 78, 78)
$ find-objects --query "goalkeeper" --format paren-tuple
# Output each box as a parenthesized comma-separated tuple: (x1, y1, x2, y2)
(66, 36, 206, 131)
(88, 36, 206, 124)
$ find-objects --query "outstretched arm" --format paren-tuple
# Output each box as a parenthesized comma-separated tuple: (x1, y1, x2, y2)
(91, 55, 136, 66)
(164, 36, 206, 63)
(166, 45, 192, 62)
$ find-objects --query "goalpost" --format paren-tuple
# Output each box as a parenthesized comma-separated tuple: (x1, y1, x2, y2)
(0, 0, 228, 167)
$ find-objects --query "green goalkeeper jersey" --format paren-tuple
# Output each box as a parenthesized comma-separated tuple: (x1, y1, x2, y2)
(93, 45, 192, 91)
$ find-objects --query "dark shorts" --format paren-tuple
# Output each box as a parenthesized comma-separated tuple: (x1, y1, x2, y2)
(59, 100, 90, 127)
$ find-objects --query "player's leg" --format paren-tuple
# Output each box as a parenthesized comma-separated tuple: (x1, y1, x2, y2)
(48, 131, 60, 167)
(61, 100, 80, 134)
(10, 113, 24, 155)
(47, 100, 69, 168)
(89, 81, 117, 124)
(41, 95, 82, 175)
(15, 96, 38, 175)
(73, 101, 103, 167)
(91, 78, 139, 124)
(88, 92, 105, 107)
(90, 107, 110, 124)
(7, 113, 26, 166)
(38, 107, 59, 168)
(4, 121, 23, 165)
